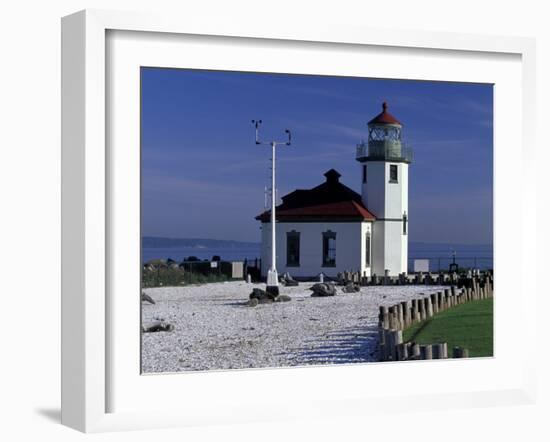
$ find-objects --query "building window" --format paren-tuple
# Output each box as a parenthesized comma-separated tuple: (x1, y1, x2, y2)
(389, 164, 398, 183)
(286, 231, 300, 267)
(362, 165, 367, 183)
(322, 231, 336, 267)
(365, 231, 371, 267)
(403, 212, 408, 235)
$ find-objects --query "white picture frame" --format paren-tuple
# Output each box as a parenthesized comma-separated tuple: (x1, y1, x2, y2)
(61, 9, 537, 433)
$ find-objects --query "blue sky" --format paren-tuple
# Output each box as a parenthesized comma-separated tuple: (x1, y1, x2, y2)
(141, 68, 493, 244)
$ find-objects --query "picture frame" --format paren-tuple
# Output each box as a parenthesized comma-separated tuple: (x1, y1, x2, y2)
(61, 9, 537, 433)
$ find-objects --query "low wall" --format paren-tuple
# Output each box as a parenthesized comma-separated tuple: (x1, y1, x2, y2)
(378, 274, 494, 361)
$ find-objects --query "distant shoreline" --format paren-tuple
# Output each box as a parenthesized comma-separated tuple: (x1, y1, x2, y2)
(142, 236, 260, 249)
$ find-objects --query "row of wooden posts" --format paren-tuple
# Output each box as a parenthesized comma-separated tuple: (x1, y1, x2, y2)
(378, 274, 494, 362)
(337, 269, 476, 287)
(379, 334, 470, 361)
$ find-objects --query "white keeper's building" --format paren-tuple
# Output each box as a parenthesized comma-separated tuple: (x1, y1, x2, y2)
(256, 102, 412, 278)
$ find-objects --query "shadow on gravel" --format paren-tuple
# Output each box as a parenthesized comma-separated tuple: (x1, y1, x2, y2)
(220, 301, 249, 307)
(284, 325, 380, 365)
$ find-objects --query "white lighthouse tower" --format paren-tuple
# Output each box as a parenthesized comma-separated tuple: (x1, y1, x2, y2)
(356, 102, 412, 276)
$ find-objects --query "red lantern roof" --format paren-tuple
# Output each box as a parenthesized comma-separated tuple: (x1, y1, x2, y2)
(368, 101, 402, 126)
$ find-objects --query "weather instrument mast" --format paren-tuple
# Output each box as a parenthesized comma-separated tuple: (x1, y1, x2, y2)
(252, 120, 292, 294)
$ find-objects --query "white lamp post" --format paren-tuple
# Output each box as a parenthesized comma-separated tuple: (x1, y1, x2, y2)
(252, 120, 291, 295)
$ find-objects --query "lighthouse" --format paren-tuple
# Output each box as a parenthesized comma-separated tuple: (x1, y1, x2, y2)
(256, 101, 412, 280)
(356, 102, 412, 276)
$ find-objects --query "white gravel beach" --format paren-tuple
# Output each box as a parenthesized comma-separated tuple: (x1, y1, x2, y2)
(141, 281, 445, 373)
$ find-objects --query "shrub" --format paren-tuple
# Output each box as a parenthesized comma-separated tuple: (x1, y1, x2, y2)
(141, 266, 229, 288)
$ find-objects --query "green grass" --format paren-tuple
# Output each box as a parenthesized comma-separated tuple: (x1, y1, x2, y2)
(403, 297, 493, 358)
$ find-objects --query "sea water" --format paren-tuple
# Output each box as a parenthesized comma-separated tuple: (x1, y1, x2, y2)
(142, 242, 493, 271)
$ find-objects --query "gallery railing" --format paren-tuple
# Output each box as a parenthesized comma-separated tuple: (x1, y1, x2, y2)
(356, 142, 413, 163)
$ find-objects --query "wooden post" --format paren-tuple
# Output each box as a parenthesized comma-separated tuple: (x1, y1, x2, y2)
(450, 286, 457, 306)
(420, 345, 429, 359)
(410, 343, 421, 360)
(433, 343, 447, 359)
(389, 308, 398, 330)
(404, 342, 412, 359)
(385, 329, 393, 361)
(396, 303, 404, 329)
(386, 328, 393, 360)
(411, 299, 418, 323)
(444, 289, 450, 310)
(392, 330, 403, 361)
(379, 306, 389, 328)
(430, 293, 438, 314)
(396, 343, 408, 361)
(401, 301, 410, 327)
(420, 345, 433, 360)
(452, 346, 469, 358)
(418, 298, 425, 321)
(397, 343, 404, 361)
(433, 344, 443, 359)
(425, 297, 433, 318)
(378, 328, 386, 361)
(395, 330, 403, 345)
(424, 344, 433, 360)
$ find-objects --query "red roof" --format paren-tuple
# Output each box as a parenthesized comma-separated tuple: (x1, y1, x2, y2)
(368, 101, 402, 126)
(255, 169, 376, 222)
(271, 200, 375, 220)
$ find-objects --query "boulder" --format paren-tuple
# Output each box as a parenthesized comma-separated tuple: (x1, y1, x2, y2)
(246, 298, 259, 307)
(281, 272, 299, 287)
(309, 282, 336, 297)
(342, 282, 360, 293)
(275, 294, 292, 302)
(142, 321, 174, 333)
(250, 288, 277, 302)
(141, 292, 156, 304)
